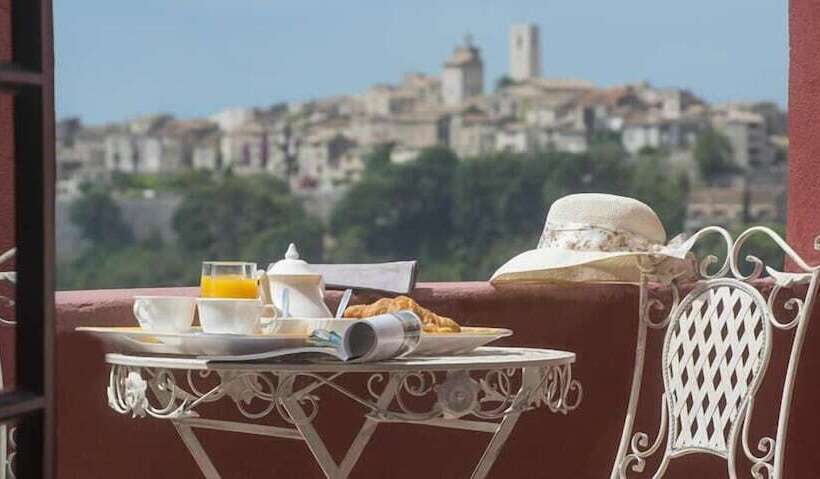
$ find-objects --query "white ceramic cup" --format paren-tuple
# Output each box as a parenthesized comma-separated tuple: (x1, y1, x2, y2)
(132, 296, 196, 333)
(197, 298, 265, 335)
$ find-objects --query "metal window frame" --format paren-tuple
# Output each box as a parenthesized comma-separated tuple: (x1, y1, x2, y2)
(0, 0, 55, 477)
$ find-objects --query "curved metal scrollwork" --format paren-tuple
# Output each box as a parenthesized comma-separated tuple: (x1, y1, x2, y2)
(108, 366, 323, 425)
(620, 398, 668, 476)
(612, 226, 820, 479)
(0, 248, 17, 479)
(0, 248, 15, 326)
(108, 363, 580, 425)
(641, 280, 681, 330)
(530, 363, 583, 414)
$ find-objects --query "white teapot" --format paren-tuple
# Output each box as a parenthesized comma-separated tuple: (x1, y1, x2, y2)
(264, 243, 333, 318)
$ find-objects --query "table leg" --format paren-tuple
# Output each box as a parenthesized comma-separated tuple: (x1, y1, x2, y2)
(280, 396, 340, 479)
(173, 421, 221, 479)
(336, 375, 401, 478)
(281, 374, 401, 479)
(470, 367, 537, 479)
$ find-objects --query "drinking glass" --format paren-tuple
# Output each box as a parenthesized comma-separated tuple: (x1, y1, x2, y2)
(200, 261, 259, 299)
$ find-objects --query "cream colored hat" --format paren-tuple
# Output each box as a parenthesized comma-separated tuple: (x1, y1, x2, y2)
(490, 193, 693, 284)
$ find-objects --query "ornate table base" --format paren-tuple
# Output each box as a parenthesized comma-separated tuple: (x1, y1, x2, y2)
(106, 349, 580, 478)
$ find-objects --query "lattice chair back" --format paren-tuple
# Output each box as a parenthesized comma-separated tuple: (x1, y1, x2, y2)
(612, 226, 820, 478)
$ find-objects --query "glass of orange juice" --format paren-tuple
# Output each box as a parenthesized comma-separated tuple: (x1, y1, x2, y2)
(200, 261, 259, 299)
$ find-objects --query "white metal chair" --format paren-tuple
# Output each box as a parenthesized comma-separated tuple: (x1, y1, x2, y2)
(0, 247, 16, 479)
(611, 226, 820, 478)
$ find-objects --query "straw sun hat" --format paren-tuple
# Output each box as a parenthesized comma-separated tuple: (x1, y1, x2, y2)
(490, 193, 695, 284)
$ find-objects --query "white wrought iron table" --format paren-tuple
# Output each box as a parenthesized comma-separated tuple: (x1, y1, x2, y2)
(105, 347, 581, 479)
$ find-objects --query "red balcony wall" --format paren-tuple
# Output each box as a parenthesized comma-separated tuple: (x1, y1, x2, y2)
(0, 0, 13, 252)
(56, 282, 820, 478)
(0, 0, 15, 392)
(787, 0, 820, 263)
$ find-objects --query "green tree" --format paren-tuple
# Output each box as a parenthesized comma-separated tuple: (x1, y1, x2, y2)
(172, 174, 324, 264)
(542, 143, 632, 206)
(630, 152, 689, 235)
(59, 243, 195, 290)
(362, 143, 394, 172)
(694, 128, 737, 182)
(450, 152, 548, 274)
(330, 146, 458, 262)
(69, 187, 135, 247)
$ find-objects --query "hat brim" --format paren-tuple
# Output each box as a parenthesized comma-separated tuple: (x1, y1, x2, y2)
(490, 247, 691, 285)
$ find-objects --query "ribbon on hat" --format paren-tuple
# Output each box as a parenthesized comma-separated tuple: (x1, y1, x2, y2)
(538, 222, 697, 280)
(538, 222, 674, 253)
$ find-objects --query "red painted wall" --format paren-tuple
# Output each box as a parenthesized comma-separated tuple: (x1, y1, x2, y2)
(0, 0, 15, 390)
(56, 282, 820, 478)
(787, 0, 820, 263)
(0, 0, 13, 253)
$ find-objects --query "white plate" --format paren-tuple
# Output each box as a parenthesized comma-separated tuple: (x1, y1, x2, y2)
(412, 327, 513, 356)
(77, 326, 308, 357)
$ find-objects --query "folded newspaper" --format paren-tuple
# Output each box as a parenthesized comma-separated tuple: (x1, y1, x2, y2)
(206, 311, 422, 363)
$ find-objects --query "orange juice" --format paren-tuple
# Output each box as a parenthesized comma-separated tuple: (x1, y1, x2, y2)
(200, 274, 258, 299)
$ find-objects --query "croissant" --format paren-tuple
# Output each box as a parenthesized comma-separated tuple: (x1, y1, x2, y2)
(343, 295, 461, 333)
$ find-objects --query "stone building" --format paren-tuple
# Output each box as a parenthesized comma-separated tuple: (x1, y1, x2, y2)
(712, 108, 775, 170)
(448, 109, 496, 158)
(56, 120, 108, 197)
(103, 115, 215, 175)
(294, 132, 363, 192)
(621, 114, 705, 154)
(685, 184, 785, 231)
(219, 119, 273, 175)
(442, 36, 484, 107)
(509, 23, 541, 81)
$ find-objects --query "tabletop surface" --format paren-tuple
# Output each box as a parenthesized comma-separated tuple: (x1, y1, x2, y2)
(106, 346, 575, 373)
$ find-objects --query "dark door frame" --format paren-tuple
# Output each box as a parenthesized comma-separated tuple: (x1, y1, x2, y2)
(0, 0, 55, 477)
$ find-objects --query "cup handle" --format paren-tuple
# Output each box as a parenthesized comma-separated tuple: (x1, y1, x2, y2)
(133, 300, 153, 329)
(262, 304, 279, 319)
(258, 301, 276, 335)
(258, 269, 275, 305)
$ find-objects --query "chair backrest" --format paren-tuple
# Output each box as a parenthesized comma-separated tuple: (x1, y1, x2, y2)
(611, 226, 820, 478)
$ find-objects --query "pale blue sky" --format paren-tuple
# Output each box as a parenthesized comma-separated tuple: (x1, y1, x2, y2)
(55, 1, 787, 124)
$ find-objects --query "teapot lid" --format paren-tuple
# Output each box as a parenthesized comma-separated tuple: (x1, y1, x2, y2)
(267, 243, 320, 277)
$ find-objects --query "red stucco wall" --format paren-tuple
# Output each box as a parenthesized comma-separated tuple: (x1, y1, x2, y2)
(56, 282, 820, 478)
(0, 0, 15, 391)
(787, 0, 820, 263)
(0, 0, 13, 253)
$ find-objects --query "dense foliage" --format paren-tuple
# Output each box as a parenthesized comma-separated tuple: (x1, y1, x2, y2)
(329, 142, 688, 280)
(694, 127, 738, 181)
(58, 174, 323, 289)
(59, 142, 759, 289)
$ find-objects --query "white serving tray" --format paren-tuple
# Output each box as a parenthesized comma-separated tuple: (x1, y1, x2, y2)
(77, 326, 513, 358)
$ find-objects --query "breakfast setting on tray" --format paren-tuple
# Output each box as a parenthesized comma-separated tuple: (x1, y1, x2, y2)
(78, 242, 512, 362)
